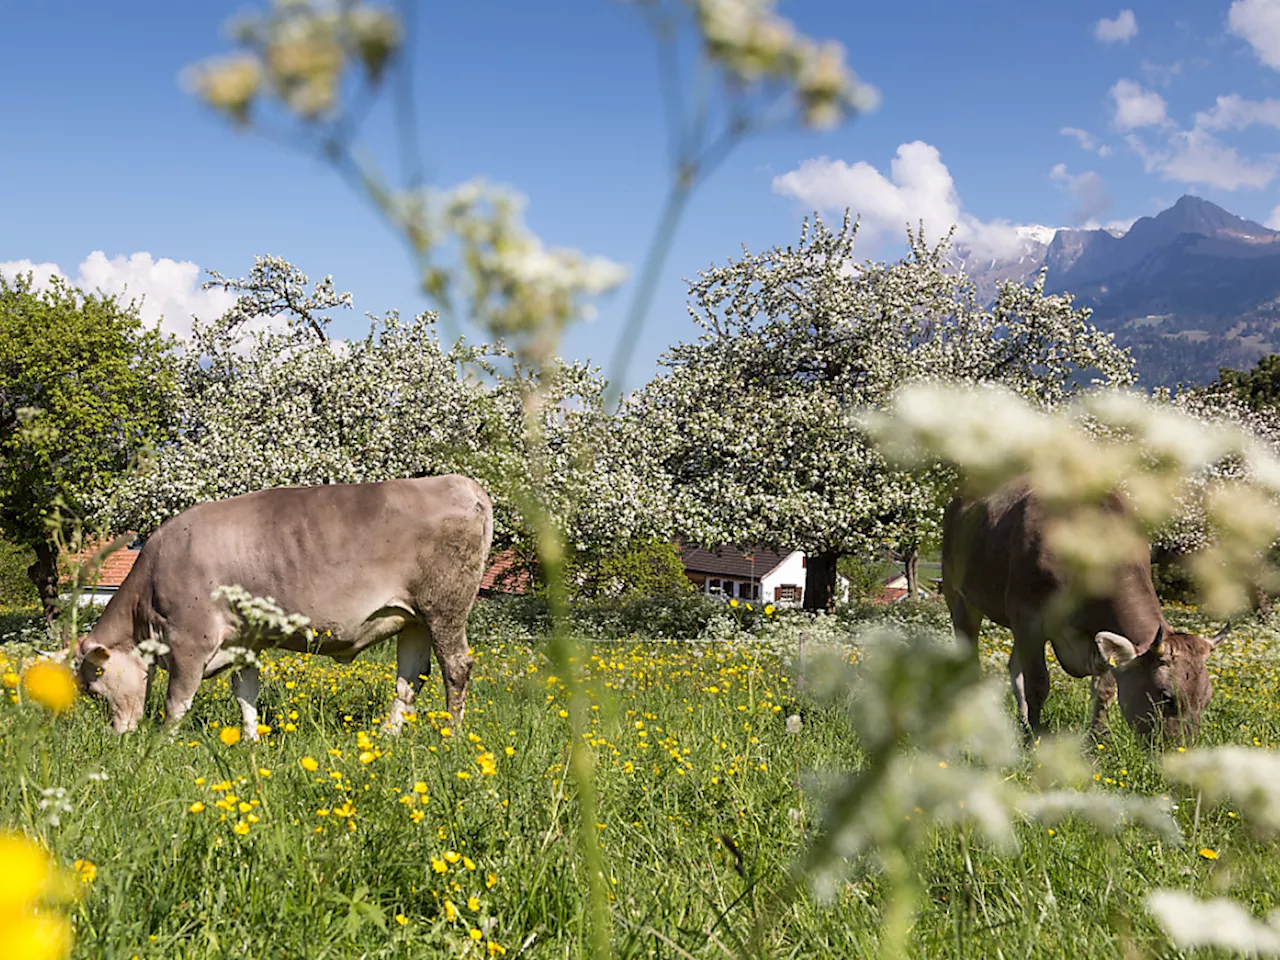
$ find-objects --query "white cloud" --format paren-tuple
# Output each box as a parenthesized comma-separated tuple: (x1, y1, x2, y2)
(1229, 0, 1280, 70)
(1050, 164, 1114, 225)
(0, 252, 238, 340)
(771, 141, 1049, 261)
(0, 259, 66, 290)
(1266, 204, 1280, 229)
(1060, 126, 1113, 157)
(1127, 129, 1278, 189)
(1141, 60, 1184, 86)
(1095, 9, 1138, 43)
(1195, 93, 1280, 130)
(1110, 79, 1169, 131)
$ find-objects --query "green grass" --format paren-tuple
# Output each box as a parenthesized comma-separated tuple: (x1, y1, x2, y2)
(4, 604, 1280, 959)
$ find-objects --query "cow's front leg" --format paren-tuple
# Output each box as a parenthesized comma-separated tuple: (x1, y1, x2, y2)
(1089, 669, 1117, 736)
(1008, 637, 1051, 742)
(430, 614, 474, 726)
(232, 665, 261, 741)
(163, 660, 205, 734)
(385, 623, 432, 735)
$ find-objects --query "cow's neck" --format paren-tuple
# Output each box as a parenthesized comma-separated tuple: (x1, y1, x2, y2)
(1101, 564, 1170, 654)
(87, 559, 148, 651)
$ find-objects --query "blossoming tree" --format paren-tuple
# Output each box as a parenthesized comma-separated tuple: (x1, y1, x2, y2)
(111, 257, 671, 570)
(633, 215, 1134, 609)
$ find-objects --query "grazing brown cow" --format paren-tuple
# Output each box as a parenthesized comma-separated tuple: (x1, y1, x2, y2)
(941, 477, 1227, 741)
(71, 475, 493, 737)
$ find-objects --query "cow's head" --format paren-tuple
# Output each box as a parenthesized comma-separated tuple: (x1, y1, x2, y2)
(71, 637, 148, 733)
(1096, 623, 1227, 742)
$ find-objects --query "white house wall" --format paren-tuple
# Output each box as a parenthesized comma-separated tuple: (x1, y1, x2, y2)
(761, 552, 807, 606)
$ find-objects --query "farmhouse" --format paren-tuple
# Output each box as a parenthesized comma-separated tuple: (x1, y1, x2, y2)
(678, 542, 810, 606)
(60, 535, 144, 607)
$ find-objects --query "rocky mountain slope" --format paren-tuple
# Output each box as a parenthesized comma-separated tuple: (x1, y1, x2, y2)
(952, 196, 1280, 387)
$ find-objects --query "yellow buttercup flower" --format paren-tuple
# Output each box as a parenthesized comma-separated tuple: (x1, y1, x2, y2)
(299, 756, 319, 772)
(72, 860, 96, 885)
(0, 831, 75, 959)
(22, 660, 78, 715)
(219, 727, 241, 746)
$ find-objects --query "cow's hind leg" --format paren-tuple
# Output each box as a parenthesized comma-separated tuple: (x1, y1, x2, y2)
(385, 622, 432, 736)
(233, 665, 261, 741)
(429, 612, 474, 725)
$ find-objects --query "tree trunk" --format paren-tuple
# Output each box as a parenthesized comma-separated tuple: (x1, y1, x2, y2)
(1249, 577, 1274, 617)
(803, 551, 839, 612)
(904, 547, 920, 602)
(28, 539, 62, 626)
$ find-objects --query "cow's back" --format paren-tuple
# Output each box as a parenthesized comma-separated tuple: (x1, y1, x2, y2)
(140, 475, 493, 635)
(943, 479, 1057, 630)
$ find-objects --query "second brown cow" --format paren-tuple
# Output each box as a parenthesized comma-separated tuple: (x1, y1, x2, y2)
(941, 477, 1227, 741)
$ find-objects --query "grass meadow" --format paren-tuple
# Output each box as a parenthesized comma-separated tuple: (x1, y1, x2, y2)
(4, 600, 1280, 959)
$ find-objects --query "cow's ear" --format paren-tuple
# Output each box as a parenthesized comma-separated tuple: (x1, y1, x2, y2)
(1095, 631, 1138, 668)
(81, 643, 111, 669)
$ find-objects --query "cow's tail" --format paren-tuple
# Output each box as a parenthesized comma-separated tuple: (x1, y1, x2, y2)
(467, 477, 496, 564)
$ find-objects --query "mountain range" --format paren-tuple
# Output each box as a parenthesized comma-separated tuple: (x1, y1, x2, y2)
(951, 195, 1280, 388)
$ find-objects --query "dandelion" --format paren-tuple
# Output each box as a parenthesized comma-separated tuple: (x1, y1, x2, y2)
(785, 714, 803, 735)
(189, 802, 206, 814)
(22, 660, 78, 714)
(219, 727, 242, 746)
(299, 756, 319, 772)
(1199, 847, 1220, 860)
(72, 860, 96, 885)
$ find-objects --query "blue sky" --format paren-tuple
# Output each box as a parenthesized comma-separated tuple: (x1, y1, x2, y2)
(2, 1, 1279, 391)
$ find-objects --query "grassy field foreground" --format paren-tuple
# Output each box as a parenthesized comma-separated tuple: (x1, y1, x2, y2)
(4, 603, 1280, 959)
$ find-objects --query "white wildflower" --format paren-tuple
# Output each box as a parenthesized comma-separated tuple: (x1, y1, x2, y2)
(1146, 890, 1280, 954)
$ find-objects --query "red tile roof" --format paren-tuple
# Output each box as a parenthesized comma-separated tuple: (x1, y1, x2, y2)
(61, 537, 140, 589)
(479, 547, 531, 595)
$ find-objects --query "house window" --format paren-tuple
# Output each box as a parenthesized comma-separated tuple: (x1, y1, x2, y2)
(776, 584, 801, 602)
(708, 579, 722, 595)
